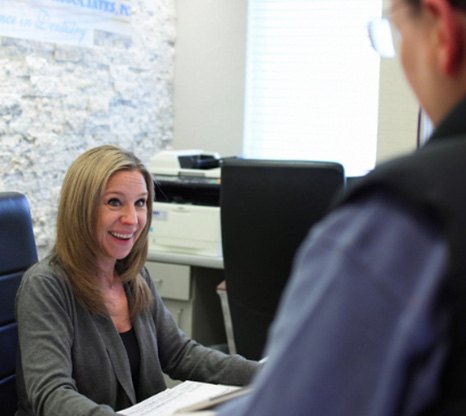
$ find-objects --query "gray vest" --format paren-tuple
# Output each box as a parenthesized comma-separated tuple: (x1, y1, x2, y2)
(336, 99, 466, 415)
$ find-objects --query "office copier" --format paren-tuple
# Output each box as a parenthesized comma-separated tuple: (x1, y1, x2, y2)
(148, 150, 222, 258)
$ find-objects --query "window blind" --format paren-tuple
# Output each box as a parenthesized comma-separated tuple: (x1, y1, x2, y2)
(243, 0, 383, 177)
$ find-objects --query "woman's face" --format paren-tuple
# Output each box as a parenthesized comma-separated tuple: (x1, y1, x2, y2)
(95, 169, 148, 270)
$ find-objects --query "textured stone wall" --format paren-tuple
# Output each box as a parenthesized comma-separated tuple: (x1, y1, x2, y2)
(0, 0, 175, 257)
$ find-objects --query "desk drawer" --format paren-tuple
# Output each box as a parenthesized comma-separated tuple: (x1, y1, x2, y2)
(145, 261, 191, 301)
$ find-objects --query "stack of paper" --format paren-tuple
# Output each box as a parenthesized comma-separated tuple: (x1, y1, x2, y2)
(119, 381, 249, 416)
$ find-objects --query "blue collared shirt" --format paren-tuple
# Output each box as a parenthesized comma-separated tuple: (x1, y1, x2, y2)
(219, 191, 448, 416)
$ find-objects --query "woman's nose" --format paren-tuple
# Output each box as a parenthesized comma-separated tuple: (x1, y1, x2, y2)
(121, 205, 138, 224)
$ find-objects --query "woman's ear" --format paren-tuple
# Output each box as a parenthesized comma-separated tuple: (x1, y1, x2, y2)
(422, 0, 465, 75)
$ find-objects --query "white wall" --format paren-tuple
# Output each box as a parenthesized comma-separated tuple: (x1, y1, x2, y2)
(0, 0, 176, 257)
(172, 0, 420, 164)
(377, 0, 419, 163)
(377, 58, 419, 163)
(0, 1, 420, 255)
(172, 0, 246, 157)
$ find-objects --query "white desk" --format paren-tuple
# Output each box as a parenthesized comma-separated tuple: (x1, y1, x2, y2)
(147, 250, 223, 269)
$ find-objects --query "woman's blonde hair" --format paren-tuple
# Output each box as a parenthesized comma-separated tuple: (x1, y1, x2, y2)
(52, 145, 154, 318)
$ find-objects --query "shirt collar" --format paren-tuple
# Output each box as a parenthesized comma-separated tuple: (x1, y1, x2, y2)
(428, 97, 466, 144)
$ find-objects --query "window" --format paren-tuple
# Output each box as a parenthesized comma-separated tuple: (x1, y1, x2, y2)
(243, 0, 383, 177)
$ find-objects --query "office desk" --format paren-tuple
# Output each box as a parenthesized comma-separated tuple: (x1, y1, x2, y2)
(148, 250, 224, 269)
(146, 250, 226, 348)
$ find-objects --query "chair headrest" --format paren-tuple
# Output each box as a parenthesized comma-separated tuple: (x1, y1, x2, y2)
(0, 192, 38, 274)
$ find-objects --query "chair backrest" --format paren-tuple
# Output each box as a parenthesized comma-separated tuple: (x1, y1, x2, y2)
(220, 158, 345, 360)
(0, 192, 38, 416)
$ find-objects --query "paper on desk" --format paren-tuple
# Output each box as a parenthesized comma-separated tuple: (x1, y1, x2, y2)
(119, 381, 240, 416)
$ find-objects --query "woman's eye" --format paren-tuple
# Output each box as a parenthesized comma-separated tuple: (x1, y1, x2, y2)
(107, 198, 121, 207)
(136, 198, 147, 208)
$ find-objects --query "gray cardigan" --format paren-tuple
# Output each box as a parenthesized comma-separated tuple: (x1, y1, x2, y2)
(15, 258, 259, 416)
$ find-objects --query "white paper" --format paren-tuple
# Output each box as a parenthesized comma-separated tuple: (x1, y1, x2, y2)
(119, 381, 239, 416)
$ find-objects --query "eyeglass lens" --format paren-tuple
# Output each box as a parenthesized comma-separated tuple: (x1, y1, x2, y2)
(368, 18, 396, 58)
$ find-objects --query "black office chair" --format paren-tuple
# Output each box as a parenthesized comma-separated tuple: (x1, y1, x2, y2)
(220, 158, 345, 360)
(0, 192, 38, 416)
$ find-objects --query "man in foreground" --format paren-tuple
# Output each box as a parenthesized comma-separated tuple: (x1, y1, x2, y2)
(218, 0, 466, 414)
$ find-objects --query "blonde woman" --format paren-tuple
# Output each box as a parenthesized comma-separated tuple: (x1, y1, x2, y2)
(15, 145, 258, 416)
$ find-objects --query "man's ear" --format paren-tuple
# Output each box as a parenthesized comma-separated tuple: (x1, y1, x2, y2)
(422, 0, 465, 75)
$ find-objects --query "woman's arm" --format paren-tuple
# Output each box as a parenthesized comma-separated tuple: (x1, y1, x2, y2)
(140, 268, 260, 386)
(16, 262, 118, 416)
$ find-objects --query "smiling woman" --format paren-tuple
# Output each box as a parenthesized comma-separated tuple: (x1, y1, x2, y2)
(53, 145, 154, 318)
(97, 171, 148, 276)
(15, 145, 260, 416)
(96, 169, 150, 333)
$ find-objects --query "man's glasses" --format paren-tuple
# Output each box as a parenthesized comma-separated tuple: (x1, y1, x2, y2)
(367, 17, 401, 58)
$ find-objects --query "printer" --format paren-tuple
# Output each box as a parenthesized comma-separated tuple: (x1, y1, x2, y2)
(148, 150, 222, 258)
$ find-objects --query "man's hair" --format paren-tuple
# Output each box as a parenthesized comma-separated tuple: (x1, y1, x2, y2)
(52, 144, 154, 317)
(406, 0, 466, 9)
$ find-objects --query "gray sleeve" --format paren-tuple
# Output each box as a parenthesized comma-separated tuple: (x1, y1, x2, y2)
(141, 268, 260, 386)
(16, 264, 117, 416)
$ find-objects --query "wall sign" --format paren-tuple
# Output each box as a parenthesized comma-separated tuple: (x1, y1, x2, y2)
(0, 0, 132, 47)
